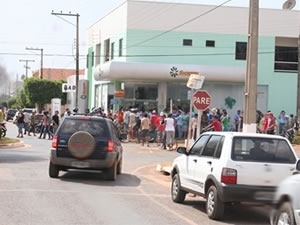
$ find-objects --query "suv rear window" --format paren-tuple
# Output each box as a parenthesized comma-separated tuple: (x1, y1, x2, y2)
(231, 137, 296, 164)
(59, 119, 109, 137)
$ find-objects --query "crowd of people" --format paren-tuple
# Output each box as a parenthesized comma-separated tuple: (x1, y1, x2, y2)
(94, 106, 300, 148)
(13, 109, 60, 139)
(90, 106, 232, 150)
(8, 106, 300, 146)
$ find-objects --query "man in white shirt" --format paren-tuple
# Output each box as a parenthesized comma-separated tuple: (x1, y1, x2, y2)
(23, 111, 30, 135)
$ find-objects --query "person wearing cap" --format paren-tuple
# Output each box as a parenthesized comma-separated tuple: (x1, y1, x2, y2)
(150, 110, 158, 131)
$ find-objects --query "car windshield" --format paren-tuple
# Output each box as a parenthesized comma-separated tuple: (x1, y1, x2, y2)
(59, 119, 109, 137)
(231, 137, 297, 164)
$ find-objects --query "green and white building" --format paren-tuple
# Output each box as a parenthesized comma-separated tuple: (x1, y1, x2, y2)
(86, 0, 300, 118)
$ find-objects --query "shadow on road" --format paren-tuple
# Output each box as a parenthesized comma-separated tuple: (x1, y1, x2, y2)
(183, 199, 270, 225)
(58, 170, 141, 187)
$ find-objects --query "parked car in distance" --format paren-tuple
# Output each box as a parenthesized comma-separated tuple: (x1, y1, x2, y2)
(22, 108, 36, 114)
(5, 109, 17, 121)
(49, 115, 124, 181)
(170, 132, 300, 220)
(270, 167, 300, 225)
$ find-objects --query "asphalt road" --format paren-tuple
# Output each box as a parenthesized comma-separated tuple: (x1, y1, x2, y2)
(0, 122, 272, 225)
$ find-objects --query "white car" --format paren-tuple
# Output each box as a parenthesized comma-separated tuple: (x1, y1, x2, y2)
(170, 132, 300, 220)
(270, 171, 300, 225)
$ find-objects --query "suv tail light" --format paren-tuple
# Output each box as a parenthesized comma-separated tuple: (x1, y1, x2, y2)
(221, 168, 237, 184)
(107, 139, 114, 152)
(52, 135, 58, 148)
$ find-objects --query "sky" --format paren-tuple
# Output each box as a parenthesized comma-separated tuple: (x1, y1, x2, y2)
(0, 0, 298, 86)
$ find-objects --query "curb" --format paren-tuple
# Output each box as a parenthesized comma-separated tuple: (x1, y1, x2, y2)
(0, 141, 25, 149)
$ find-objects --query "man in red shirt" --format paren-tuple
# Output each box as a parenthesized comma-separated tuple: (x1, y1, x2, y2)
(150, 110, 159, 130)
(155, 112, 165, 147)
(202, 115, 222, 132)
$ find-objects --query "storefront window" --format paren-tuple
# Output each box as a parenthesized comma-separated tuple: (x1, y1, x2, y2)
(167, 83, 190, 111)
(123, 83, 158, 111)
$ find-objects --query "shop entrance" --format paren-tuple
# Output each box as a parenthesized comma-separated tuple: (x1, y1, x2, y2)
(122, 83, 158, 111)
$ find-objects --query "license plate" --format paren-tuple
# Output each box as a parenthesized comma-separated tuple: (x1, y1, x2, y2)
(71, 161, 90, 168)
(254, 191, 274, 201)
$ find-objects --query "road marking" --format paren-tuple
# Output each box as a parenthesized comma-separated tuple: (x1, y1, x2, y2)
(132, 165, 198, 225)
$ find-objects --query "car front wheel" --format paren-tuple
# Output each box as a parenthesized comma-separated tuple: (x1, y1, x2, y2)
(274, 202, 295, 225)
(171, 174, 186, 203)
(206, 185, 224, 220)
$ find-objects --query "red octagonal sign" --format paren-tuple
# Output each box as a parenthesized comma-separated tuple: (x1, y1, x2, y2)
(193, 90, 211, 111)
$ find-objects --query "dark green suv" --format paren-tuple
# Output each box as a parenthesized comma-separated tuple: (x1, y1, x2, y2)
(49, 115, 123, 181)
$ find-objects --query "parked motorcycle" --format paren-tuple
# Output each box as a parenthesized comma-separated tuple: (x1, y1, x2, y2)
(0, 122, 7, 137)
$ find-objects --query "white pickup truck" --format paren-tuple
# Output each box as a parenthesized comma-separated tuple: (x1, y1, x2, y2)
(170, 132, 300, 220)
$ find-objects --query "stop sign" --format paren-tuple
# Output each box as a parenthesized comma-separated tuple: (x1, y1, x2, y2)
(193, 90, 211, 111)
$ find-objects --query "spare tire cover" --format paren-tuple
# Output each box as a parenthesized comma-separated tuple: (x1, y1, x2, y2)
(68, 131, 96, 160)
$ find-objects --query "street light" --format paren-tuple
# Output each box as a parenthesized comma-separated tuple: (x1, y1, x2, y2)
(51, 11, 80, 109)
(25, 47, 43, 79)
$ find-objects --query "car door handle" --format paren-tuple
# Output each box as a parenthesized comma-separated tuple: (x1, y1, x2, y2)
(207, 161, 212, 165)
(193, 159, 197, 163)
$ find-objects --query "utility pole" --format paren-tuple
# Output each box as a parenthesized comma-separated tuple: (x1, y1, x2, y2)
(243, 0, 259, 133)
(51, 11, 80, 109)
(25, 47, 43, 79)
(19, 59, 35, 78)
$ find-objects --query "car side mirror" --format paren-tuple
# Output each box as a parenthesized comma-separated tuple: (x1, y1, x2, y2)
(177, 146, 187, 154)
(296, 159, 300, 171)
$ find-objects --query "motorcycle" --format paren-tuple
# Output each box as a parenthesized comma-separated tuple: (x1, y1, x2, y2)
(0, 122, 7, 138)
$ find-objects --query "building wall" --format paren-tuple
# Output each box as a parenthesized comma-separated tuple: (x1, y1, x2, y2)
(87, 0, 300, 116)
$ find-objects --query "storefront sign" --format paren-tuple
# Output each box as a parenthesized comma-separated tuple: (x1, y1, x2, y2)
(114, 89, 125, 98)
(179, 70, 199, 76)
(169, 66, 199, 78)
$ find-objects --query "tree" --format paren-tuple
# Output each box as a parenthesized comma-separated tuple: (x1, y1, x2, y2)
(23, 78, 67, 108)
(7, 97, 18, 109)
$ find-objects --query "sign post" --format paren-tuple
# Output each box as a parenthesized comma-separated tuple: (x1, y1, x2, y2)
(193, 90, 211, 139)
(186, 74, 205, 150)
(192, 90, 211, 111)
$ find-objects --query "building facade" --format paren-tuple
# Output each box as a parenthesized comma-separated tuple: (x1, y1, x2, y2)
(86, 0, 300, 118)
